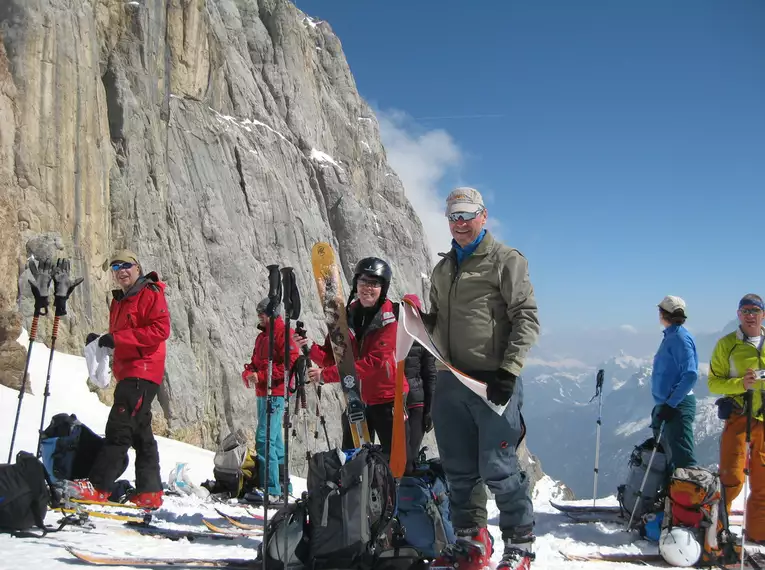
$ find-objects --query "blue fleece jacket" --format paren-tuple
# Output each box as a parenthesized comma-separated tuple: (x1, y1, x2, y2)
(651, 324, 699, 407)
(452, 229, 487, 266)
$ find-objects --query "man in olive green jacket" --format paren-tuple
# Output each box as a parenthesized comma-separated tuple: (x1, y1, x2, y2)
(427, 187, 540, 570)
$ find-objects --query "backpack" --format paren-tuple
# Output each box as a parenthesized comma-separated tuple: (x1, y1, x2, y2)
(305, 445, 397, 568)
(662, 466, 737, 566)
(258, 498, 310, 570)
(0, 452, 51, 533)
(395, 458, 456, 558)
(617, 436, 669, 524)
(210, 430, 260, 498)
(38, 413, 117, 484)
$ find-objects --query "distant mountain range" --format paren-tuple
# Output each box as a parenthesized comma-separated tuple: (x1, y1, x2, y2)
(522, 318, 740, 499)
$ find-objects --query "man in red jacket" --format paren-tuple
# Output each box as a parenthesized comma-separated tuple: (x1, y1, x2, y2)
(296, 257, 409, 458)
(70, 250, 171, 509)
(242, 298, 298, 502)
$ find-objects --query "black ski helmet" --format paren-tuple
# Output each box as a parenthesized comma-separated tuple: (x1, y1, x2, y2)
(350, 257, 393, 306)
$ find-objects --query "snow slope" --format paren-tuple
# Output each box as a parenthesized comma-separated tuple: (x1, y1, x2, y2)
(0, 333, 746, 569)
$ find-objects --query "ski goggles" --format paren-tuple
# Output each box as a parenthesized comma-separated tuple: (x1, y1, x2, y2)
(110, 262, 136, 272)
(447, 209, 484, 223)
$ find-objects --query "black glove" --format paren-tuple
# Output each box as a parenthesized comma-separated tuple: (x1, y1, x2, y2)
(486, 369, 516, 406)
(28, 258, 54, 315)
(52, 258, 84, 316)
(98, 334, 115, 349)
(85, 333, 99, 345)
(423, 411, 433, 433)
(656, 404, 678, 422)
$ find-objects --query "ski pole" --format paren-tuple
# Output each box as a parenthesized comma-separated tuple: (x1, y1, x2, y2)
(591, 369, 604, 506)
(627, 421, 665, 530)
(262, 264, 281, 570)
(9, 258, 53, 462)
(280, 267, 297, 508)
(314, 381, 331, 450)
(739, 412, 751, 570)
(36, 258, 83, 459)
(296, 320, 331, 449)
(36, 314, 60, 459)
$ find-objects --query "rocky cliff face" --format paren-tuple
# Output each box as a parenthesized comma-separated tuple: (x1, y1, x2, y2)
(0, 0, 544, 486)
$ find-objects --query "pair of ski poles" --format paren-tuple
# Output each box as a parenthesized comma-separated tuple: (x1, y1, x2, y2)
(8, 258, 82, 464)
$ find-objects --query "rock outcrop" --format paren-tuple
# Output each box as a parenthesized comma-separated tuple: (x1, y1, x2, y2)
(0, 0, 545, 487)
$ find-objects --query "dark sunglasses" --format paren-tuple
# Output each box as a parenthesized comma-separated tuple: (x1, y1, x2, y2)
(740, 308, 763, 315)
(111, 262, 135, 272)
(447, 209, 483, 223)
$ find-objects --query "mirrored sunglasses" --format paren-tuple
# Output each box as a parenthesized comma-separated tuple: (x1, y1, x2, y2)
(740, 308, 763, 316)
(447, 209, 483, 223)
(111, 262, 135, 272)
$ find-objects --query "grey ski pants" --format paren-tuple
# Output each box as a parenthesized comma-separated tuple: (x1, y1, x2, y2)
(432, 369, 533, 539)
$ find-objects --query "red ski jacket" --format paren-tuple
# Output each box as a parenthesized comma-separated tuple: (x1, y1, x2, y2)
(242, 316, 299, 397)
(309, 299, 408, 405)
(110, 272, 171, 384)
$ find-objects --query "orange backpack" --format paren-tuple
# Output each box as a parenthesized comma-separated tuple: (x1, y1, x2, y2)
(664, 467, 737, 566)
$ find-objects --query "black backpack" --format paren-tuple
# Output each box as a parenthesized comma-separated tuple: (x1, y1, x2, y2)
(305, 445, 397, 569)
(0, 451, 52, 534)
(39, 413, 119, 483)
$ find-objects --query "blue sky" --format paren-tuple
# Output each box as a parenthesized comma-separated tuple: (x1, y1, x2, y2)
(295, 0, 765, 334)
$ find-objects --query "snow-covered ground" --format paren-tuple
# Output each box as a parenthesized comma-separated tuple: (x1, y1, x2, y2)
(0, 332, 747, 569)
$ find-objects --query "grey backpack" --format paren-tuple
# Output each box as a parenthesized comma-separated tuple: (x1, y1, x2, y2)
(305, 446, 397, 569)
(617, 436, 669, 524)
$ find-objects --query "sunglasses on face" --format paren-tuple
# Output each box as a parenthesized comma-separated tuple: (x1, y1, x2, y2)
(357, 278, 382, 289)
(111, 262, 135, 272)
(447, 209, 483, 223)
(740, 308, 763, 316)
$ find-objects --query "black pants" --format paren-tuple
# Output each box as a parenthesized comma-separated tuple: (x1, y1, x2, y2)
(408, 406, 425, 464)
(341, 402, 411, 465)
(89, 378, 162, 493)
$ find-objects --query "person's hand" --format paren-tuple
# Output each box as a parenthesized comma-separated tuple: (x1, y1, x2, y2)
(98, 334, 115, 349)
(423, 411, 433, 433)
(307, 368, 322, 383)
(486, 369, 516, 406)
(656, 404, 678, 422)
(744, 369, 758, 390)
(295, 335, 311, 350)
(86, 333, 100, 346)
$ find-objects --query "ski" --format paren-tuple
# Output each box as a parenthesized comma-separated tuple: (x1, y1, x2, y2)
(123, 522, 239, 541)
(65, 547, 257, 568)
(310, 242, 371, 447)
(215, 508, 264, 530)
(68, 498, 149, 510)
(561, 551, 665, 563)
(561, 550, 765, 569)
(550, 501, 622, 514)
(202, 518, 262, 536)
(58, 507, 151, 524)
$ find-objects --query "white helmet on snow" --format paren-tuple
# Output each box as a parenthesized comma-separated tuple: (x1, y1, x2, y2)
(659, 527, 702, 567)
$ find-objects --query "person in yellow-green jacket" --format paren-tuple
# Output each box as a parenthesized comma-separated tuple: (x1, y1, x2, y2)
(708, 293, 765, 544)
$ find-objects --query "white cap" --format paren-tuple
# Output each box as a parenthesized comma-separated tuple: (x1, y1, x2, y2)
(658, 295, 687, 316)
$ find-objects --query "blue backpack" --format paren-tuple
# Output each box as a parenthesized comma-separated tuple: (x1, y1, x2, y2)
(396, 457, 456, 558)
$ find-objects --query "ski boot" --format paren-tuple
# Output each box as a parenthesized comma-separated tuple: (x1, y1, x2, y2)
(62, 479, 110, 503)
(496, 536, 535, 570)
(130, 490, 164, 509)
(431, 527, 493, 570)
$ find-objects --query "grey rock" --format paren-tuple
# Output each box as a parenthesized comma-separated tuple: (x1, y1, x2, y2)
(0, 0, 548, 492)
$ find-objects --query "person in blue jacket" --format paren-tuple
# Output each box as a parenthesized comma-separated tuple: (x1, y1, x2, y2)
(651, 295, 699, 469)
